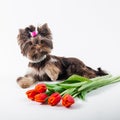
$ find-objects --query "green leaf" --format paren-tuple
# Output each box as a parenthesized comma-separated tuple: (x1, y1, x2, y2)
(53, 86, 65, 93)
(46, 90, 53, 96)
(80, 91, 87, 100)
(59, 81, 88, 89)
(60, 88, 76, 96)
(46, 83, 58, 88)
(61, 74, 90, 84)
(46, 85, 65, 93)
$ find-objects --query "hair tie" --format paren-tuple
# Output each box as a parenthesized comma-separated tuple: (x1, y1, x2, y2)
(31, 31, 37, 37)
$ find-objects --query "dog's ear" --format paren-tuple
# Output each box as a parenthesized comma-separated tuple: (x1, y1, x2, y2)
(25, 25, 36, 32)
(17, 28, 31, 49)
(37, 23, 52, 39)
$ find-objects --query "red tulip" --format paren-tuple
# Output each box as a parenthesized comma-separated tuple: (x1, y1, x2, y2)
(62, 94, 75, 108)
(48, 92, 61, 106)
(35, 93, 48, 103)
(26, 89, 37, 100)
(35, 83, 47, 93)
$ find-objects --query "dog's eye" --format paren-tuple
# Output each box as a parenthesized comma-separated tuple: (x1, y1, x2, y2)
(40, 40, 44, 44)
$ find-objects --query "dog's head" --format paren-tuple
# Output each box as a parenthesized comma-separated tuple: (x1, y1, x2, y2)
(17, 23, 53, 63)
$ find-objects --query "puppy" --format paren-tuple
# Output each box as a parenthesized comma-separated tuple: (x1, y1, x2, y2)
(17, 23, 107, 88)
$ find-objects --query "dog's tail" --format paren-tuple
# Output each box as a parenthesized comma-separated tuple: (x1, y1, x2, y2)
(96, 67, 108, 76)
(86, 66, 108, 77)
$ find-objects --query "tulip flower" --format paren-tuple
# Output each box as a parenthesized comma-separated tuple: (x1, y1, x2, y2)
(48, 92, 61, 106)
(35, 83, 47, 93)
(62, 94, 75, 108)
(35, 93, 48, 103)
(26, 89, 37, 100)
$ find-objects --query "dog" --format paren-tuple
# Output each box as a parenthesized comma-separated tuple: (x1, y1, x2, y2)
(17, 23, 107, 88)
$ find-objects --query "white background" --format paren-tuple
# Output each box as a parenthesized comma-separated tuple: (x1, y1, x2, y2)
(0, 0, 120, 120)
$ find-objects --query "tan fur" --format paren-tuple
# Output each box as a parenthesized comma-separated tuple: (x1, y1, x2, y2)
(27, 67, 45, 77)
(41, 47, 52, 53)
(17, 76, 35, 88)
(44, 63, 60, 81)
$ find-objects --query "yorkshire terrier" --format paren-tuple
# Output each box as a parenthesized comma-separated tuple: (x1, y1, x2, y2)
(17, 23, 107, 88)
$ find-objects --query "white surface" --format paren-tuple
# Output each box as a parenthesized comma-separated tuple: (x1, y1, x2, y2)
(0, 0, 120, 120)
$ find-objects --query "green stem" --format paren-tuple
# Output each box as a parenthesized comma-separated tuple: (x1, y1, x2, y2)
(60, 88, 76, 96)
(77, 76, 120, 100)
(78, 76, 120, 92)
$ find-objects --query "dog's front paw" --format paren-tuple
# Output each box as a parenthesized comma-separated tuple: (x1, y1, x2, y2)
(17, 77, 34, 88)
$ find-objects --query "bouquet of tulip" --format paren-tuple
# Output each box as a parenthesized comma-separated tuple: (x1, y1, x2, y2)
(26, 74, 120, 108)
